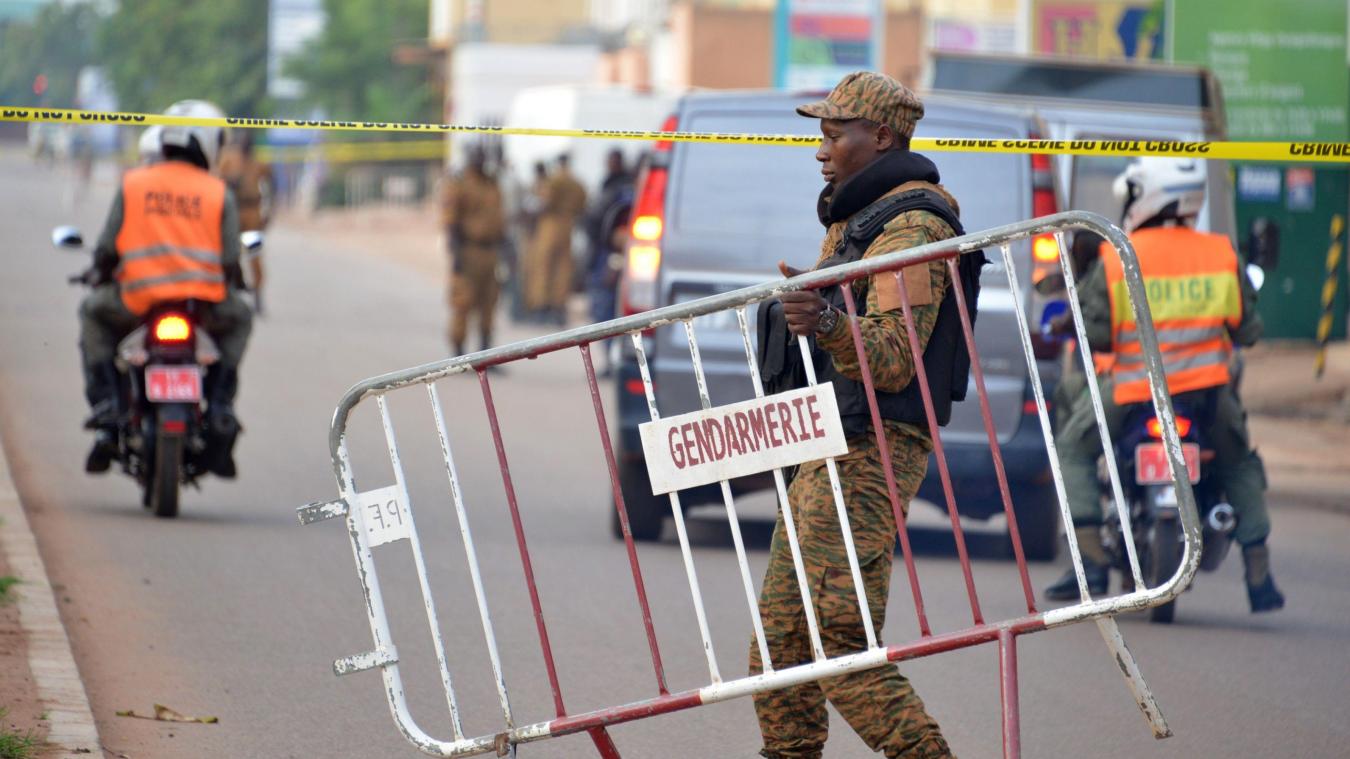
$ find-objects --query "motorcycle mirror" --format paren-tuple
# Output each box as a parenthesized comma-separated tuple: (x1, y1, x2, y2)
(241, 230, 264, 252)
(1246, 263, 1265, 292)
(51, 225, 84, 250)
(1033, 270, 1066, 296)
(1246, 216, 1280, 271)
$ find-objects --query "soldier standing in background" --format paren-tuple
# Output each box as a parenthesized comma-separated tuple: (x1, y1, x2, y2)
(509, 161, 550, 322)
(217, 131, 274, 315)
(585, 149, 639, 374)
(524, 153, 587, 325)
(441, 146, 506, 356)
(754, 72, 970, 758)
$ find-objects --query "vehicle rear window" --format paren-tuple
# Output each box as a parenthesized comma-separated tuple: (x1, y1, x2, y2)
(672, 109, 1028, 248)
(1070, 153, 1133, 221)
(671, 112, 822, 241)
(933, 56, 1211, 109)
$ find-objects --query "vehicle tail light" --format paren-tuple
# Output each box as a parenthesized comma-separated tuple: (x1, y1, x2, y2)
(1028, 131, 1064, 360)
(1029, 137, 1060, 267)
(625, 378, 647, 396)
(653, 112, 678, 154)
(1033, 235, 1060, 263)
(1030, 147, 1057, 217)
(1147, 416, 1192, 439)
(621, 114, 675, 317)
(153, 314, 191, 342)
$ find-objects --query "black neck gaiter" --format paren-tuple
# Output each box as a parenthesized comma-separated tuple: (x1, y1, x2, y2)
(817, 150, 941, 227)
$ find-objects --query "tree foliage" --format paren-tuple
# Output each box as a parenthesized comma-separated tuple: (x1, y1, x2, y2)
(0, 4, 101, 108)
(283, 0, 434, 124)
(98, 0, 269, 116)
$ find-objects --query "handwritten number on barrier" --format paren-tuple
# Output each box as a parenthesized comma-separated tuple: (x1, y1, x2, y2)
(354, 485, 411, 548)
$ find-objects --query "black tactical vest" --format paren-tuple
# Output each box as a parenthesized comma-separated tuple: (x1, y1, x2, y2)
(758, 188, 986, 438)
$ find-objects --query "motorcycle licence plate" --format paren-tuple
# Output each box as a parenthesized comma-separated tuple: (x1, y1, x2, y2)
(1135, 443, 1200, 485)
(145, 365, 202, 403)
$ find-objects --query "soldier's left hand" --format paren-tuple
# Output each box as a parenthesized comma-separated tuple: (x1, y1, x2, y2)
(777, 261, 829, 337)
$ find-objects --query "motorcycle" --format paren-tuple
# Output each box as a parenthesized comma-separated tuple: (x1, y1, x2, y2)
(1035, 261, 1266, 623)
(1102, 392, 1235, 623)
(53, 226, 256, 517)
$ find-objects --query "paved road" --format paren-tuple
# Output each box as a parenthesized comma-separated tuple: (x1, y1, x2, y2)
(2, 155, 1347, 758)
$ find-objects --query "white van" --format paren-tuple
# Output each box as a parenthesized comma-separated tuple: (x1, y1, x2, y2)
(502, 85, 678, 192)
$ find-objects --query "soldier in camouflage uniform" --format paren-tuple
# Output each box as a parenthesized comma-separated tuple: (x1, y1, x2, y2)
(749, 72, 957, 758)
(442, 147, 506, 355)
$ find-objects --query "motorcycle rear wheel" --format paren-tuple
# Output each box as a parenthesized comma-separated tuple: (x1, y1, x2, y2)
(1147, 517, 1182, 623)
(151, 432, 183, 519)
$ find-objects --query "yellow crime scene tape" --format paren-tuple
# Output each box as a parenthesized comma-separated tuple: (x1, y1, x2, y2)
(256, 140, 447, 164)
(6, 105, 1350, 164)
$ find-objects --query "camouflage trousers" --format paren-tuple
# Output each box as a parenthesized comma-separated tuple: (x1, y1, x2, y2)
(448, 243, 500, 349)
(749, 424, 953, 759)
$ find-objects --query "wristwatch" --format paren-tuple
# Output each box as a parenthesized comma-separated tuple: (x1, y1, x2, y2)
(815, 305, 840, 336)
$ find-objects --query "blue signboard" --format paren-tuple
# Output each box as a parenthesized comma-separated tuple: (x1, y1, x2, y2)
(774, 0, 882, 90)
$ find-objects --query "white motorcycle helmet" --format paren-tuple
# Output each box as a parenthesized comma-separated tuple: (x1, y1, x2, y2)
(1112, 156, 1206, 234)
(136, 125, 162, 163)
(158, 99, 227, 169)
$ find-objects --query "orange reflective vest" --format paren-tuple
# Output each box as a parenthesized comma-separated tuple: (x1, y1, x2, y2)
(115, 161, 226, 315)
(1102, 226, 1243, 405)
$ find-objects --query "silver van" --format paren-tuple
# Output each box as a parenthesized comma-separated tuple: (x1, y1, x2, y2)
(611, 89, 1065, 559)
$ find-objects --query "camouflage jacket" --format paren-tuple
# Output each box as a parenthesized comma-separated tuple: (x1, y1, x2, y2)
(812, 182, 959, 445)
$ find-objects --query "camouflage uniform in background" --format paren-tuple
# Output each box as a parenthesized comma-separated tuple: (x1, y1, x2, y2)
(750, 204, 957, 759)
(442, 165, 506, 353)
(524, 164, 588, 315)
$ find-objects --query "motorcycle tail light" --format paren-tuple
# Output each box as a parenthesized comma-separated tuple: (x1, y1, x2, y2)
(1147, 416, 1192, 439)
(154, 315, 191, 342)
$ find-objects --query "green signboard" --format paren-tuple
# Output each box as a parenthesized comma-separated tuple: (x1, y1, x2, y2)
(1172, 0, 1347, 142)
(1173, 0, 1349, 340)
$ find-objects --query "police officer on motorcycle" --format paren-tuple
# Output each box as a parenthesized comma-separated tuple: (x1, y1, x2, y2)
(79, 100, 253, 478)
(1044, 157, 1284, 613)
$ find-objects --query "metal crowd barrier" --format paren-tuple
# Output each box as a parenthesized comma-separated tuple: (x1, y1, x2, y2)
(297, 210, 1200, 758)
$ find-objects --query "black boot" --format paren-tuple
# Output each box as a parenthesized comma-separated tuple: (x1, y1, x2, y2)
(85, 427, 118, 473)
(202, 366, 242, 478)
(82, 362, 120, 473)
(1045, 526, 1110, 600)
(1044, 559, 1109, 600)
(1243, 543, 1285, 613)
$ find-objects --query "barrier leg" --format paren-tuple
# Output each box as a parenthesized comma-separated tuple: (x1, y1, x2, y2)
(1095, 618, 1171, 739)
(998, 628, 1019, 759)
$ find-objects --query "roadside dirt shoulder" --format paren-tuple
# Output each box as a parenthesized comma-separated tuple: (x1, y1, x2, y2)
(1242, 341, 1350, 513)
(0, 544, 49, 756)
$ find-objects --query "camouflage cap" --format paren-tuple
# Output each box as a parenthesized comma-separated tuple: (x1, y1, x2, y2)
(796, 71, 925, 141)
